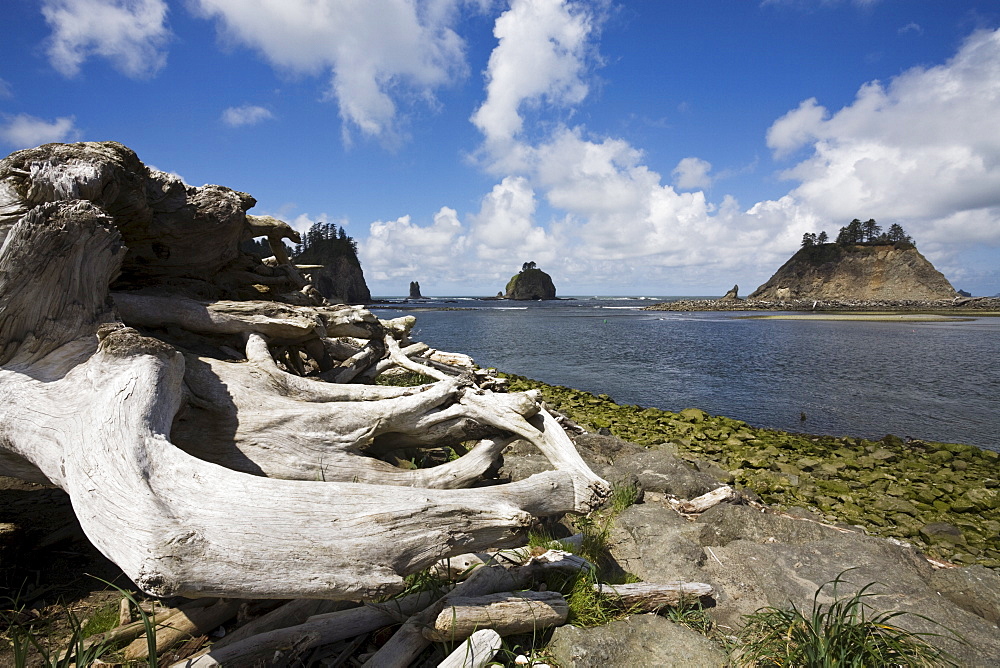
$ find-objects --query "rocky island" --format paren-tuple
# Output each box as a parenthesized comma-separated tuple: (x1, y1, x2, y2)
(645, 220, 994, 313)
(505, 261, 557, 300)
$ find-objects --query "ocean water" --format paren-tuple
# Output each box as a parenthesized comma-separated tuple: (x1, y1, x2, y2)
(372, 297, 1000, 452)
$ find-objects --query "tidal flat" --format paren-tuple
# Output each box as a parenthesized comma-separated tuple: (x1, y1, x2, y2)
(502, 373, 1000, 570)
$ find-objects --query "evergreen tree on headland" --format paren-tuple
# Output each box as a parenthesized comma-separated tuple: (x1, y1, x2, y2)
(293, 221, 362, 267)
(886, 223, 913, 244)
(861, 218, 882, 242)
(801, 219, 914, 249)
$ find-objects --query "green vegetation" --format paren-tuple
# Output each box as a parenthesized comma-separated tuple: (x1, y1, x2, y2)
(736, 571, 958, 667)
(242, 220, 362, 268)
(501, 373, 1000, 569)
(292, 220, 361, 268)
(801, 219, 914, 249)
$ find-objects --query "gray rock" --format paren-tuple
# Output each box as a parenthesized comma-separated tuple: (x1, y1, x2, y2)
(930, 565, 1000, 626)
(546, 614, 727, 668)
(697, 504, 845, 547)
(699, 524, 1000, 666)
(607, 502, 706, 583)
(595, 449, 724, 499)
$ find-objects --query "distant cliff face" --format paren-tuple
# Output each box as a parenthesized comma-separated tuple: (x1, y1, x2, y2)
(505, 267, 556, 300)
(750, 243, 957, 301)
(311, 255, 372, 304)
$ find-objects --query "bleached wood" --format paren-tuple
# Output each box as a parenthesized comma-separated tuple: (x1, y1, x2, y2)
(123, 599, 240, 661)
(679, 485, 736, 513)
(208, 599, 353, 651)
(176, 589, 441, 668)
(591, 581, 715, 611)
(364, 550, 590, 668)
(437, 629, 503, 668)
(424, 591, 568, 642)
(0, 143, 611, 607)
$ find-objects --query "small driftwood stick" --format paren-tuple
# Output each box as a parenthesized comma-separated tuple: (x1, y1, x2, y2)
(119, 597, 133, 626)
(437, 629, 503, 668)
(423, 591, 568, 642)
(679, 485, 736, 513)
(363, 550, 589, 668)
(208, 599, 353, 651)
(124, 599, 240, 661)
(176, 589, 442, 668)
(591, 581, 715, 612)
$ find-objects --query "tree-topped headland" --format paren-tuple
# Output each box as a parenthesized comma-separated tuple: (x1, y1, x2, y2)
(749, 219, 956, 301)
(504, 261, 557, 300)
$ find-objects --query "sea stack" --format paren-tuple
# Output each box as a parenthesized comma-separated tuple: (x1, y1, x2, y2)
(504, 262, 556, 300)
(408, 281, 422, 299)
(750, 242, 957, 301)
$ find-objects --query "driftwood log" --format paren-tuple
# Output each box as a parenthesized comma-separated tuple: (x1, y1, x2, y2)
(0, 141, 611, 602)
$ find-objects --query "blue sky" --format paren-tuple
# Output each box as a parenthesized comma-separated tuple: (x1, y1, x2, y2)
(2, 0, 999, 296)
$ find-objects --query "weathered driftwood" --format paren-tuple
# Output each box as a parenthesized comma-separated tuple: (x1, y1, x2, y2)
(123, 599, 241, 661)
(0, 141, 611, 603)
(176, 590, 443, 668)
(424, 591, 568, 642)
(208, 598, 353, 651)
(363, 550, 589, 668)
(679, 485, 737, 513)
(437, 629, 503, 668)
(591, 581, 715, 612)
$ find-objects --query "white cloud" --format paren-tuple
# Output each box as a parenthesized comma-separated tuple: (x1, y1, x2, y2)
(192, 0, 472, 142)
(363, 9, 1000, 295)
(41, 0, 171, 78)
(766, 98, 827, 159)
(765, 27, 1000, 255)
(0, 114, 79, 149)
(360, 207, 467, 281)
(898, 22, 922, 36)
(672, 157, 713, 190)
(221, 104, 274, 127)
(0, 78, 12, 99)
(471, 0, 594, 149)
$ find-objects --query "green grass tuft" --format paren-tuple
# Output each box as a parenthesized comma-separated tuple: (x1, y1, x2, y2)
(736, 570, 960, 667)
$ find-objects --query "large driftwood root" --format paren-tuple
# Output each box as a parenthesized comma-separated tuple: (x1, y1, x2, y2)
(0, 142, 611, 604)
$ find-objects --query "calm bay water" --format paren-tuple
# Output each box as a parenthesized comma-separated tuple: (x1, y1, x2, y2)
(373, 297, 1000, 452)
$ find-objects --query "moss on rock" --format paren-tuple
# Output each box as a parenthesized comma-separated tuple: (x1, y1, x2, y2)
(502, 372, 1000, 569)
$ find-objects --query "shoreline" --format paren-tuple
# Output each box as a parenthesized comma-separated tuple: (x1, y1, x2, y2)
(642, 296, 1000, 313)
(500, 373, 1000, 570)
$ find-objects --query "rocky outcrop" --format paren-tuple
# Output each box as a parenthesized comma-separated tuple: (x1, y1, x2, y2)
(504, 266, 556, 300)
(750, 243, 957, 301)
(719, 284, 739, 301)
(408, 281, 422, 299)
(308, 255, 371, 304)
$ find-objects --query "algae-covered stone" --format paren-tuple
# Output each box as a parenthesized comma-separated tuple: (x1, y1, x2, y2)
(679, 407, 707, 423)
(963, 488, 1000, 511)
(920, 522, 967, 546)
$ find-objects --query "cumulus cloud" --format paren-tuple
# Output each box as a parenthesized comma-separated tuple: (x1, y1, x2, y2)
(221, 104, 274, 127)
(363, 7, 1000, 295)
(191, 0, 472, 141)
(471, 0, 594, 149)
(766, 98, 828, 159)
(672, 157, 713, 190)
(41, 0, 171, 78)
(0, 114, 79, 149)
(363, 0, 801, 294)
(766, 27, 1000, 259)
